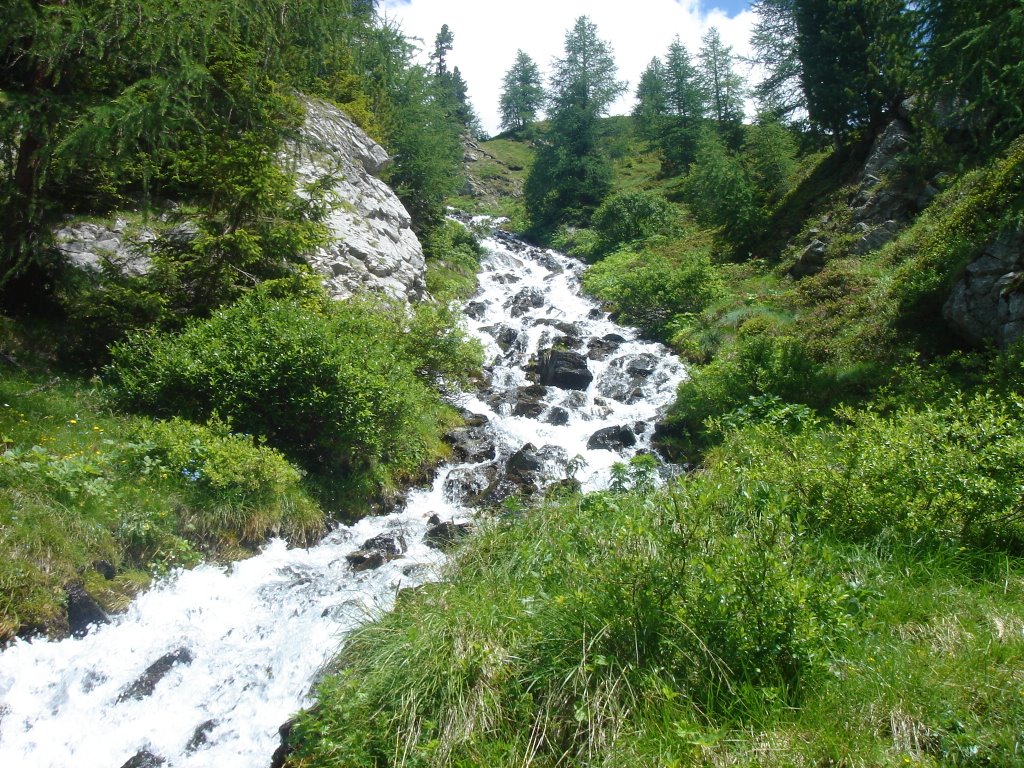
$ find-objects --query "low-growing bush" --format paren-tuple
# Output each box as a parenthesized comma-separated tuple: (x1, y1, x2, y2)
(716, 392, 1024, 550)
(106, 282, 481, 494)
(583, 241, 721, 340)
(126, 416, 324, 547)
(660, 317, 824, 455)
(590, 189, 679, 250)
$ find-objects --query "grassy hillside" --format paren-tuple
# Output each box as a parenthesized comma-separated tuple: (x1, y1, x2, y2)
(285, 115, 1024, 766)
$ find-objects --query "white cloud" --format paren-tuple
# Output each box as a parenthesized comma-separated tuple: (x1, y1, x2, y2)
(380, 0, 758, 136)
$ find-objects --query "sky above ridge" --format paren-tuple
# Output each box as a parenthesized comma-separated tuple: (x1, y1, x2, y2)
(380, 1, 759, 136)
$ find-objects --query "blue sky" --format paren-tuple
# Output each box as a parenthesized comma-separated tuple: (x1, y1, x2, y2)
(704, 0, 752, 16)
(381, 0, 761, 136)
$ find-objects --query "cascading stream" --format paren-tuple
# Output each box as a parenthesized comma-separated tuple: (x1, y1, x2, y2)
(0, 220, 686, 768)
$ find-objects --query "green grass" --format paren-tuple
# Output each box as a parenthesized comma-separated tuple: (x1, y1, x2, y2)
(0, 367, 325, 639)
(285, 397, 1024, 767)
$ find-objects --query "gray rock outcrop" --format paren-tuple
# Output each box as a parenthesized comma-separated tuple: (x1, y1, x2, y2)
(54, 218, 154, 275)
(57, 98, 428, 306)
(944, 228, 1024, 348)
(288, 97, 426, 303)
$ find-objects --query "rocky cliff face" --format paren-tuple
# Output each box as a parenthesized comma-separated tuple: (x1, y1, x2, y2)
(56, 97, 427, 304)
(944, 227, 1024, 349)
(287, 98, 426, 303)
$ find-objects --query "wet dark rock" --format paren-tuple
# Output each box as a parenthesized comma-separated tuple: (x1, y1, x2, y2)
(506, 287, 545, 316)
(542, 406, 570, 426)
(270, 713, 307, 768)
(491, 325, 520, 353)
(512, 384, 548, 418)
(506, 443, 545, 478)
(587, 333, 626, 361)
(346, 532, 407, 572)
(597, 353, 659, 403)
(537, 348, 593, 391)
(117, 649, 194, 702)
(492, 273, 521, 285)
(424, 521, 473, 550)
(443, 463, 498, 505)
(552, 335, 585, 351)
(587, 426, 637, 451)
(536, 318, 581, 336)
(465, 301, 487, 320)
(444, 418, 496, 464)
(120, 750, 165, 768)
(66, 582, 108, 638)
(186, 720, 216, 753)
(93, 560, 116, 580)
(535, 253, 564, 273)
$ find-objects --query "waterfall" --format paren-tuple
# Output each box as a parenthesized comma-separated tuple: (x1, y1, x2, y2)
(0, 220, 685, 768)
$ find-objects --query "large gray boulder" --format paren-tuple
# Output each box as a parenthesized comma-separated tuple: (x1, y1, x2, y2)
(944, 228, 1024, 348)
(288, 97, 427, 303)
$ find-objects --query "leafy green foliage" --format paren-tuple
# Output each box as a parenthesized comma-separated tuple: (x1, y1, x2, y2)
(590, 190, 679, 249)
(0, 371, 322, 639)
(106, 282, 481, 493)
(583, 239, 722, 340)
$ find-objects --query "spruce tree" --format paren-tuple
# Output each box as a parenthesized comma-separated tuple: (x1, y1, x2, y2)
(697, 28, 746, 126)
(632, 58, 669, 146)
(524, 16, 626, 229)
(499, 50, 545, 133)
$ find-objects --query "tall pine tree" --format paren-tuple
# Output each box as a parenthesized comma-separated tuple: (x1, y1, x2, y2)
(499, 50, 545, 133)
(524, 16, 625, 229)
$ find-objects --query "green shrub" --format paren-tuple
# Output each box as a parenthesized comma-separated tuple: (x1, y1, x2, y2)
(583, 241, 721, 339)
(127, 416, 323, 547)
(661, 317, 824, 454)
(716, 392, 1024, 550)
(590, 189, 678, 250)
(422, 219, 483, 301)
(106, 283, 480, 494)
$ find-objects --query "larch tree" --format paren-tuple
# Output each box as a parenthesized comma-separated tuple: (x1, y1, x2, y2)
(697, 28, 745, 126)
(499, 50, 545, 133)
(792, 0, 914, 139)
(749, 0, 806, 125)
(525, 16, 626, 229)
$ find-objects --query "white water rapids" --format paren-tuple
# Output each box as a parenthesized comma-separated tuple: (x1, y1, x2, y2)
(0, 220, 686, 767)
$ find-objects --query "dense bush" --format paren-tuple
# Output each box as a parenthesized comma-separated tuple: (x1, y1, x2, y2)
(126, 416, 323, 548)
(0, 373, 324, 638)
(583, 239, 721, 339)
(590, 189, 678, 250)
(659, 317, 824, 455)
(106, 282, 481, 491)
(718, 392, 1024, 551)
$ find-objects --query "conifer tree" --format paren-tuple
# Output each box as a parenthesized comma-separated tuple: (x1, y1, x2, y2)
(918, 0, 1024, 152)
(697, 28, 746, 126)
(749, 0, 805, 124)
(665, 37, 705, 121)
(525, 16, 626, 229)
(430, 24, 454, 76)
(792, 0, 914, 139)
(632, 58, 669, 146)
(499, 50, 545, 133)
